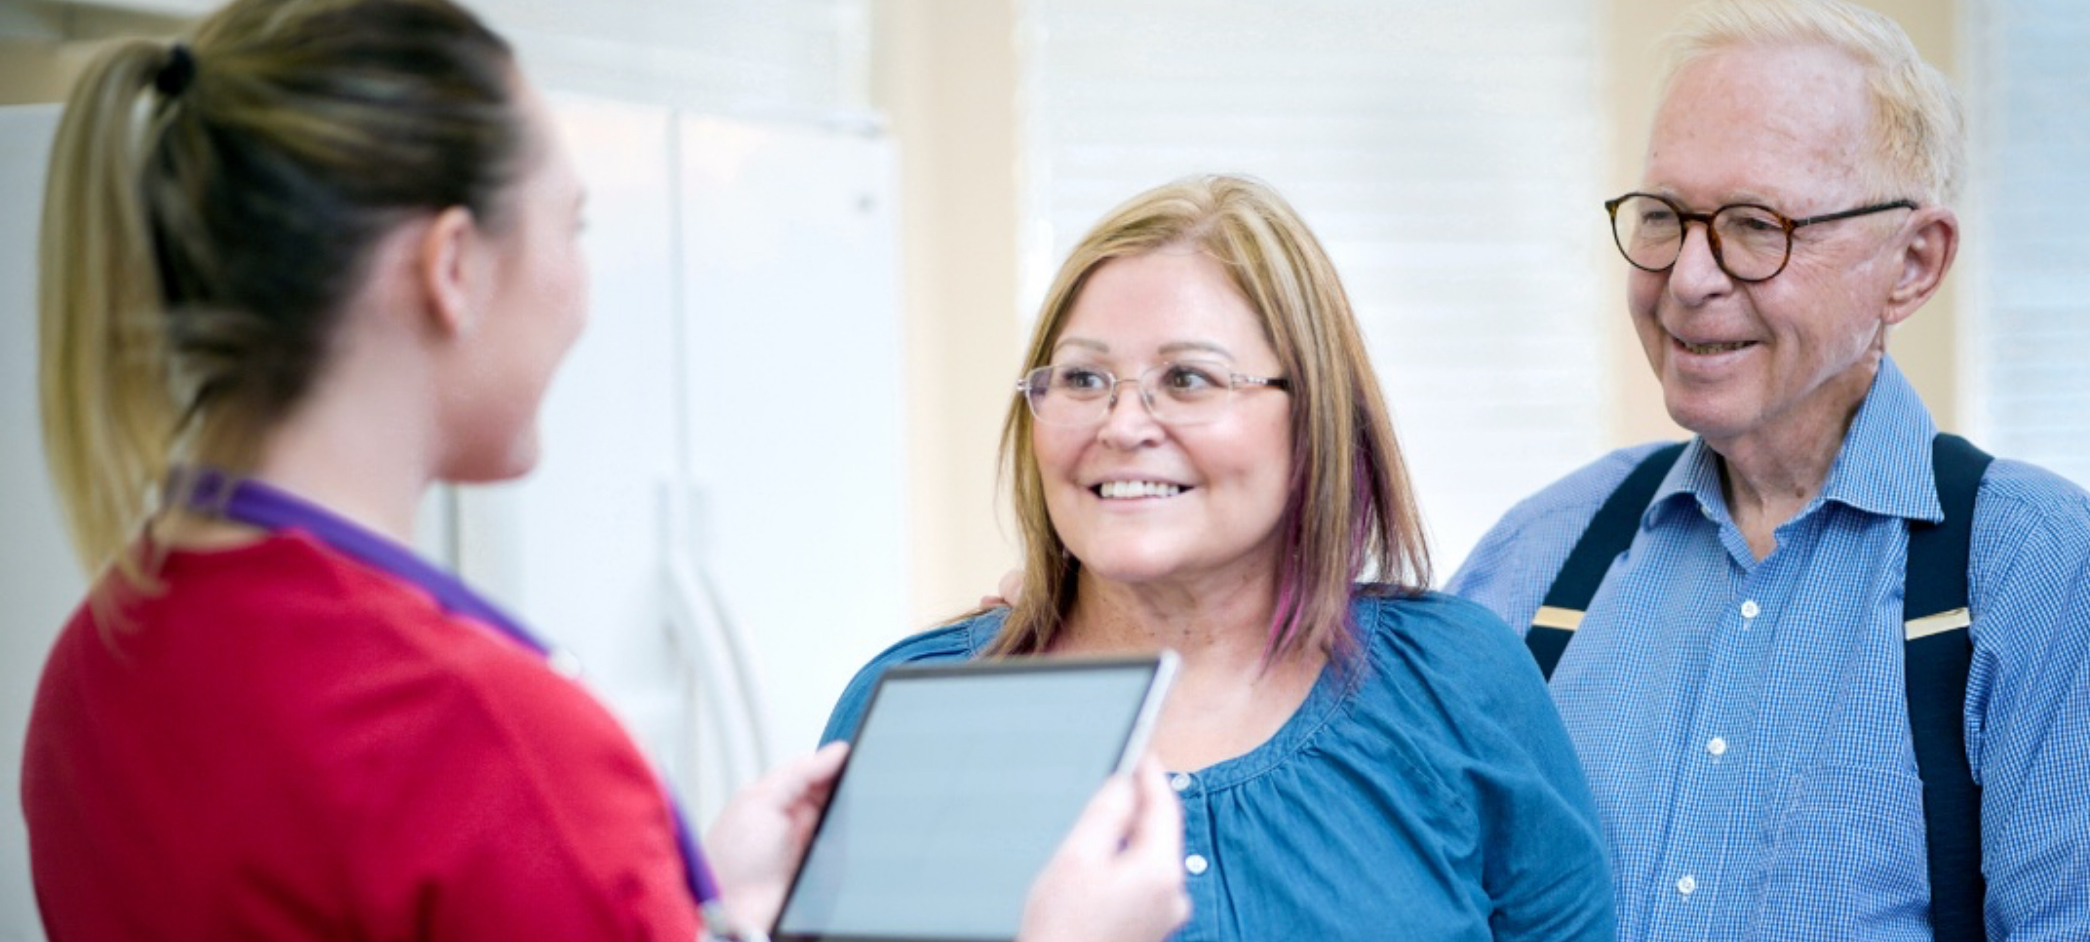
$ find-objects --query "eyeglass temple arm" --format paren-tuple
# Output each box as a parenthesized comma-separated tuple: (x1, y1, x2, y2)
(1789, 199, 1919, 228)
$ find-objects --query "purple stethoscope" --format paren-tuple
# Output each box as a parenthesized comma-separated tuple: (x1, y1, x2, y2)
(183, 470, 760, 941)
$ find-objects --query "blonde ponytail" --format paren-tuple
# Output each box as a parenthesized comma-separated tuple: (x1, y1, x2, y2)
(38, 40, 184, 581)
(35, 0, 527, 592)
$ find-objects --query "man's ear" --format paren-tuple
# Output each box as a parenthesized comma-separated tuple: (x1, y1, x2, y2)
(1883, 206, 1958, 327)
(419, 206, 482, 337)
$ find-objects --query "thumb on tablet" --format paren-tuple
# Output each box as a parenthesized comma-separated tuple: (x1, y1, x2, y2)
(1063, 774, 1137, 854)
(1018, 758, 1190, 942)
(1121, 757, 1185, 861)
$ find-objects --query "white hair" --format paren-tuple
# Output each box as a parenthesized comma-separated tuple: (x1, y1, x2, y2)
(1659, 0, 1965, 206)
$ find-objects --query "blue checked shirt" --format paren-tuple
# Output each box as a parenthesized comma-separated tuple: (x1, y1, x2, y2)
(1450, 358, 2090, 941)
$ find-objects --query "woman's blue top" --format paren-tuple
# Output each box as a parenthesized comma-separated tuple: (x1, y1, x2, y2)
(819, 591, 1615, 941)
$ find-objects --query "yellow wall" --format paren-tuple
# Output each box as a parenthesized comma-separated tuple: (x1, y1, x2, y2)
(1599, 0, 1963, 446)
(0, 41, 67, 104)
(871, 0, 1026, 627)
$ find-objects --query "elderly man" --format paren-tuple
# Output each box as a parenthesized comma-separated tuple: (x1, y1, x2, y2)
(1450, 1, 2090, 939)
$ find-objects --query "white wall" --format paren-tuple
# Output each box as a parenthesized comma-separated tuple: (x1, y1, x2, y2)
(0, 103, 79, 942)
(7, 0, 875, 118)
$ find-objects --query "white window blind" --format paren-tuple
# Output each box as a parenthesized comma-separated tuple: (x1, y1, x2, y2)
(1021, 0, 1606, 573)
(1965, 2, 2090, 487)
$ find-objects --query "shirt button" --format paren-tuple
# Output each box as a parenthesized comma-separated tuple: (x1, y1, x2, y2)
(548, 649, 584, 679)
(1677, 874, 1697, 896)
(1185, 854, 1209, 876)
(1740, 600, 1761, 619)
(1169, 773, 1195, 793)
(1707, 737, 1728, 757)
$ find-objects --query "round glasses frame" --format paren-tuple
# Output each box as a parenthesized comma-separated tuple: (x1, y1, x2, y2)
(1604, 192, 1917, 283)
(1016, 361, 1290, 427)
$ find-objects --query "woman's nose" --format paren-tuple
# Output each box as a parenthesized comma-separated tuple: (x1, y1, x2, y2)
(1095, 378, 1163, 446)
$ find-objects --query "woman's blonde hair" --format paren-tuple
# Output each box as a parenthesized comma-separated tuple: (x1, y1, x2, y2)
(38, 0, 528, 587)
(988, 174, 1431, 663)
(1660, 0, 1964, 206)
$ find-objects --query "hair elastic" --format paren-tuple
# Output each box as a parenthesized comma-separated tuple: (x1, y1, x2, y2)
(156, 44, 196, 97)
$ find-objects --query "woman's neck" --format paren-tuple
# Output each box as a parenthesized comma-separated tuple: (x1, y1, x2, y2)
(1059, 569, 1328, 772)
(157, 439, 427, 552)
(246, 443, 426, 546)
(240, 354, 438, 547)
(1061, 570, 1279, 668)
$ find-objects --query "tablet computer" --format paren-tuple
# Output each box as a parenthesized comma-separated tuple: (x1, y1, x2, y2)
(770, 652, 1179, 942)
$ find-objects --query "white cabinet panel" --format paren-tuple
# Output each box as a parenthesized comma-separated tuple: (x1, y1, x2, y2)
(675, 113, 907, 779)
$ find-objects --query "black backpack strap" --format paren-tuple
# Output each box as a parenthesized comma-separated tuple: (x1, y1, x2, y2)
(1905, 432, 1993, 941)
(1526, 442, 1687, 681)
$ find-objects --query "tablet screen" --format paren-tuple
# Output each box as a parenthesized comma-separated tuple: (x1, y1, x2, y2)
(772, 655, 1175, 942)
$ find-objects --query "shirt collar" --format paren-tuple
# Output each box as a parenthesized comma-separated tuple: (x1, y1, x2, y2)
(1649, 356, 1941, 527)
(966, 608, 1009, 653)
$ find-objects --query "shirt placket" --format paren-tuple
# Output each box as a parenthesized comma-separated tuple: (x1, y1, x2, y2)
(1648, 562, 1778, 939)
(1169, 770, 1219, 942)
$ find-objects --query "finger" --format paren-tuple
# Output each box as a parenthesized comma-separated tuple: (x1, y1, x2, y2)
(765, 741, 851, 800)
(1122, 759, 1183, 862)
(796, 741, 851, 799)
(803, 740, 850, 780)
(1125, 760, 1191, 929)
(1058, 773, 1138, 859)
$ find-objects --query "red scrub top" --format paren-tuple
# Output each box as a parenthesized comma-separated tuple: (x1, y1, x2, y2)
(22, 530, 701, 941)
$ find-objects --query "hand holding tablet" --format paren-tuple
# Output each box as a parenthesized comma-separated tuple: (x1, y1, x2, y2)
(703, 741, 854, 934)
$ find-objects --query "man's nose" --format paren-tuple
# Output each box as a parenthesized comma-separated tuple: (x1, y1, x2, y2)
(1668, 221, 1734, 297)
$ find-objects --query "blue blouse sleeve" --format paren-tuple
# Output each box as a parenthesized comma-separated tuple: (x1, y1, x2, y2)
(1390, 595, 1616, 940)
(1478, 656, 1614, 938)
(817, 618, 986, 745)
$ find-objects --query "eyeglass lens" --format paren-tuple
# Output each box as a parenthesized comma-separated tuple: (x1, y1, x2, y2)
(1024, 361, 1238, 425)
(1611, 194, 1791, 281)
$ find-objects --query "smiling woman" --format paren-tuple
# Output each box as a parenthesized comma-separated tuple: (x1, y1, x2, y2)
(998, 176, 1428, 667)
(821, 174, 1617, 942)
(1027, 249, 1298, 619)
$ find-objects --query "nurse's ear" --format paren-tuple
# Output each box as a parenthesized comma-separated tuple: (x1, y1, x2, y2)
(418, 205, 490, 337)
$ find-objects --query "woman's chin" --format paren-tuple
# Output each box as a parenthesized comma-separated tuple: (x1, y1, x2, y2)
(1074, 552, 1199, 589)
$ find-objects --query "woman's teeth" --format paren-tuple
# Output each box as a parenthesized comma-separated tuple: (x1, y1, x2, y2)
(1098, 481, 1184, 499)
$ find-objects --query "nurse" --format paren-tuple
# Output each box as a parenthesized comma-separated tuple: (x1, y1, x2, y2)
(21, 0, 1187, 939)
(824, 175, 1615, 940)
